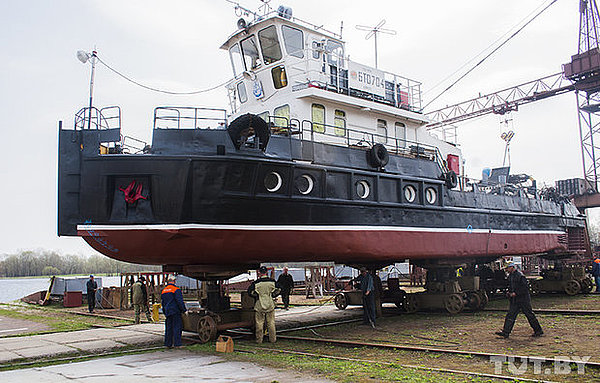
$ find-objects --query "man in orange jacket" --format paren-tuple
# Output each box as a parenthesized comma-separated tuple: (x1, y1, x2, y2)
(161, 277, 187, 348)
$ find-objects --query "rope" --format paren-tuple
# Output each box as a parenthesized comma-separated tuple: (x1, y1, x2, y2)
(95, 55, 230, 95)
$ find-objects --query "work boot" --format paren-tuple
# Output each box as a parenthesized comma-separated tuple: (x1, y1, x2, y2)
(495, 331, 509, 338)
(532, 331, 544, 337)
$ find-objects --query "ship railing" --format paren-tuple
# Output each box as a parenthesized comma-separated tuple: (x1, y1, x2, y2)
(287, 48, 423, 112)
(270, 116, 445, 170)
(153, 107, 228, 130)
(74, 106, 121, 130)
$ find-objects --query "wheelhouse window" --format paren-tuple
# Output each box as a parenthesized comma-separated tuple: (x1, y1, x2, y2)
(376, 119, 388, 144)
(282, 25, 304, 58)
(258, 25, 282, 65)
(273, 104, 290, 130)
(240, 35, 261, 70)
(311, 104, 325, 133)
(257, 111, 269, 123)
(326, 40, 344, 67)
(237, 82, 247, 103)
(271, 65, 288, 89)
(395, 122, 406, 148)
(334, 110, 346, 137)
(229, 43, 244, 76)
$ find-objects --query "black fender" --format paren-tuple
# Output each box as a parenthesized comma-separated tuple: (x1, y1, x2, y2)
(445, 170, 458, 189)
(367, 143, 389, 168)
(227, 113, 270, 151)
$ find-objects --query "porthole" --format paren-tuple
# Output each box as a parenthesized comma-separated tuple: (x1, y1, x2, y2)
(264, 172, 283, 192)
(404, 185, 417, 203)
(356, 180, 370, 199)
(425, 187, 437, 204)
(296, 174, 314, 195)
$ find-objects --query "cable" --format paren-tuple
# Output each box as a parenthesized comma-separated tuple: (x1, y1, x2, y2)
(423, 0, 556, 97)
(424, 0, 559, 110)
(95, 55, 230, 95)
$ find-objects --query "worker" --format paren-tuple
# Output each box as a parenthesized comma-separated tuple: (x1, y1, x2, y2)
(161, 276, 187, 348)
(495, 263, 543, 338)
(132, 276, 152, 324)
(247, 266, 280, 343)
(592, 256, 600, 293)
(86, 275, 97, 313)
(357, 267, 376, 329)
(276, 267, 294, 310)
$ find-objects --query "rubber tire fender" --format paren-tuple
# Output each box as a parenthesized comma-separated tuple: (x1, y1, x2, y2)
(227, 113, 271, 151)
(367, 143, 389, 168)
(445, 170, 458, 189)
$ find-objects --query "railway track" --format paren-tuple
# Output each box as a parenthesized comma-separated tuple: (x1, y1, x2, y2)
(237, 344, 557, 383)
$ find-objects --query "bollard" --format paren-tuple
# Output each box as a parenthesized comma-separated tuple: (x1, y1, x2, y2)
(215, 336, 234, 353)
(152, 303, 161, 322)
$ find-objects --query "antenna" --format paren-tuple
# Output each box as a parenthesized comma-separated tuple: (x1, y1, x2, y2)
(355, 20, 396, 68)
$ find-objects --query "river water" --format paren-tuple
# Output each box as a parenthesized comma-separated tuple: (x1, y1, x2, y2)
(0, 276, 121, 303)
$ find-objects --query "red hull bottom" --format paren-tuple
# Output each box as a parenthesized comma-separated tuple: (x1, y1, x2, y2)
(79, 224, 567, 269)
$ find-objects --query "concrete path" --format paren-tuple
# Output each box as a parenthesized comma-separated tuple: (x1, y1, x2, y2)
(0, 315, 49, 336)
(0, 323, 164, 364)
(0, 304, 364, 365)
(0, 349, 334, 382)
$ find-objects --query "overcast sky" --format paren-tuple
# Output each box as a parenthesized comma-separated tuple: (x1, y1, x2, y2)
(1, 0, 596, 256)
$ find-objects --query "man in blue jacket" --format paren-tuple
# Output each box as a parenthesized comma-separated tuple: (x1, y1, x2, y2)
(357, 267, 376, 329)
(161, 277, 187, 348)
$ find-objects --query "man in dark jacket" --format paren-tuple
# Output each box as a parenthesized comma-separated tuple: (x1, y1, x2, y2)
(161, 277, 187, 347)
(495, 263, 543, 338)
(86, 275, 97, 313)
(132, 276, 152, 324)
(357, 267, 376, 329)
(276, 267, 294, 310)
(591, 256, 600, 293)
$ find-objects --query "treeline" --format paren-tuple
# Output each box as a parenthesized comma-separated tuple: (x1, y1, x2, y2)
(0, 250, 160, 277)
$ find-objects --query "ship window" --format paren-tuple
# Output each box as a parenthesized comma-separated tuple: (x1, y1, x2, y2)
(376, 119, 388, 144)
(395, 122, 406, 148)
(312, 41, 321, 59)
(258, 25, 282, 65)
(326, 40, 344, 67)
(240, 35, 261, 70)
(425, 187, 437, 205)
(273, 104, 290, 130)
(237, 82, 247, 103)
(311, 104, 325, 133)
(229, 43, 245, 76)
(282, 25, 304, 58)
(404, 185, 417, 203)
(296, 174, 314, 195)
(356, 180, 370, 199)
(271, 65, 288, 89)
(257, 111, 269, 123)
(264, 172, 283, 192)
(334, 110, 346, 137)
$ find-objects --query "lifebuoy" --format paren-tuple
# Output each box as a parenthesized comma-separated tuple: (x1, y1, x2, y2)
(367, 143, 389, 168)
(227, 113, 270, 151)
(445, 170, 458, 189)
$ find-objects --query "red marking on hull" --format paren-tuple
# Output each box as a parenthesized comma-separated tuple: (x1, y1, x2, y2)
(79, 227, 567, 267)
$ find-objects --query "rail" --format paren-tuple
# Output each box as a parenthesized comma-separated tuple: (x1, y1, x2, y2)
(153, 106, 228, 130)
(74, 106, 121, 130)
(269, 115, 447, 172)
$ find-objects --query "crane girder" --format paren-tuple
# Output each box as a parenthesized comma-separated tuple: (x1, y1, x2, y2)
(425, 73, 575, 130)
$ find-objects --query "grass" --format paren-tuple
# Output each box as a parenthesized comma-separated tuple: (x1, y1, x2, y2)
(186, 341, 504, 383)
(0, 303, 130, 336)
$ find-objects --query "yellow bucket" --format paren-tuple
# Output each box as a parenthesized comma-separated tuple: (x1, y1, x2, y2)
(152, 303, 161, 322)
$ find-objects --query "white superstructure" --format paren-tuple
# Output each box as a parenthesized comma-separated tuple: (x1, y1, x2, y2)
(221, 7, 462, 174)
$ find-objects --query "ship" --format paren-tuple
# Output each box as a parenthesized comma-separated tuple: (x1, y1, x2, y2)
(58, 5, 588, 280)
